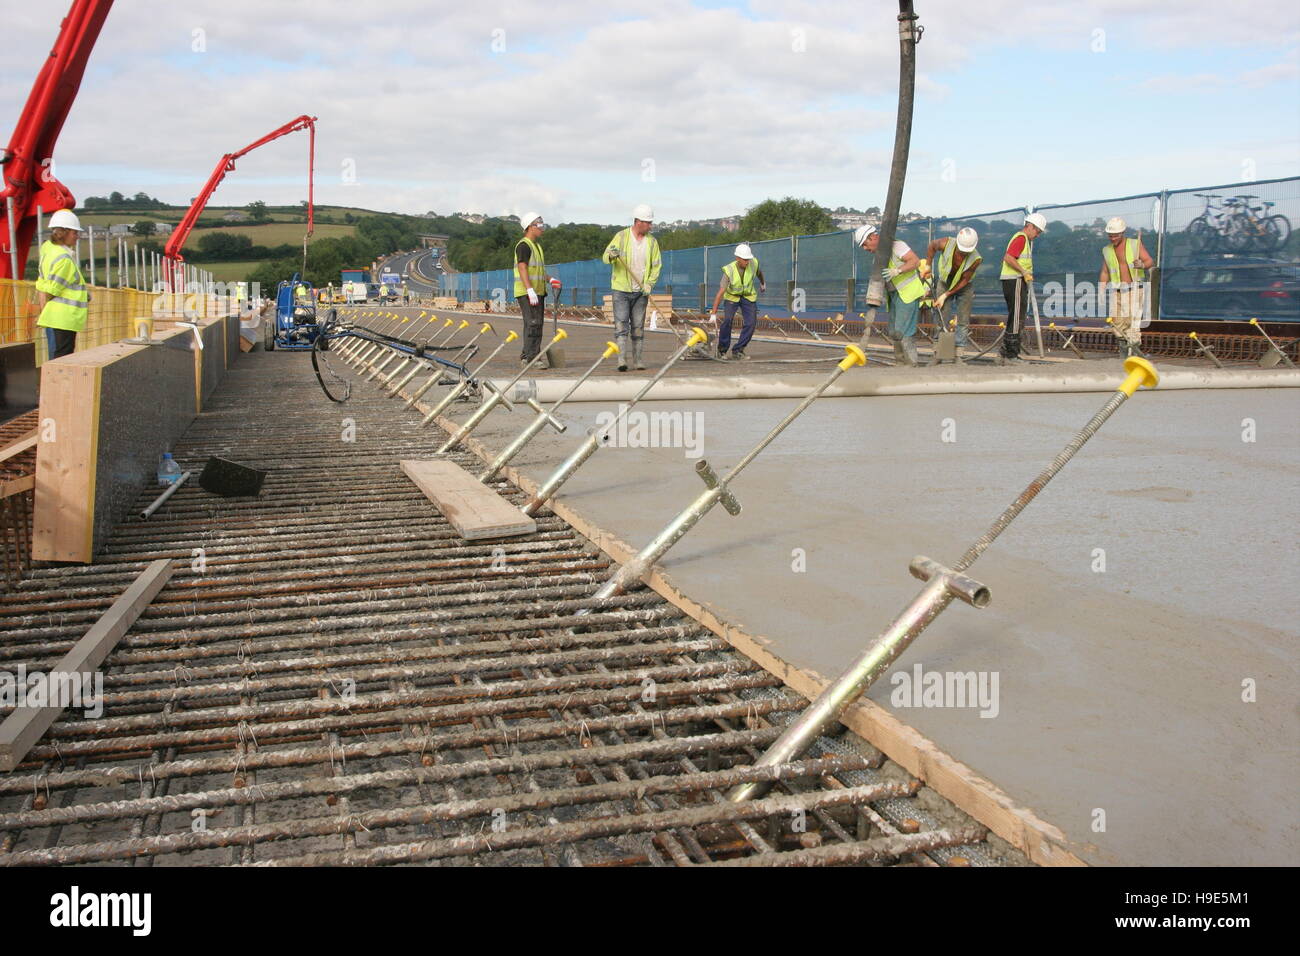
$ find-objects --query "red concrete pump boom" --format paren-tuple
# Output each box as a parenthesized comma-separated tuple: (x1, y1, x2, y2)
(0, 0, 115, 280)
(164, 115, 316, 288)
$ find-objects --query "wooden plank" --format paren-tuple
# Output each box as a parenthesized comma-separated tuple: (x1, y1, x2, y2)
(0, 474, 35, 498)
(400, 459, 536, 540)
(32, 362, 101, 562)
(0, 429, 38, 465)
(0, 558, 175, 771)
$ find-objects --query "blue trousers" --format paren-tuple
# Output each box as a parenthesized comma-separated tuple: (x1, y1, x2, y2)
(719, 298, 757, 353)
(886, 292, 920, 340)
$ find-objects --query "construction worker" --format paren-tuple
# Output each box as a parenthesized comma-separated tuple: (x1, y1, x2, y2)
(1000, 212, 1046, 362)
(295, 282, 309, 310)
(855, 224, 924, 365)
(34, 209, 89, 360)
(925, 227, 982, 348)
(708, 243, 766, 361)
(402, 282, 410, 306)
(602, 204, 662, 371)
(1098, 217, 1154, 358)
(514, 212, 553, 364)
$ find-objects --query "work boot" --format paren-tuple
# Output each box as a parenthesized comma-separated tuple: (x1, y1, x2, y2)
(891, 339, 907, 363)
(717, 350, 730, 361)
(733, 350, 749, 361)
(616, 334, 629, 371)
(633, 339, 646, 370)
(901, 336, 920, 367)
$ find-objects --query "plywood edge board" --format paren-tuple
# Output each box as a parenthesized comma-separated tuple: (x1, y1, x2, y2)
(0, 558, 175, 771)
(399, 458, 536, 540)
(392, 377, 1087, 867)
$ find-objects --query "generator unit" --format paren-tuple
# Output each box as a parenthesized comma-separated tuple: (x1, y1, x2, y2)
(266, 273, 323, 350)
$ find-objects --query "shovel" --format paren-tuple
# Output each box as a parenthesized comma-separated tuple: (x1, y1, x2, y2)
(546, 278, 566, 368)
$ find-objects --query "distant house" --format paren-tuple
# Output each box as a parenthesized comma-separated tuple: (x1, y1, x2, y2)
(222, 211, 247, 222)
(456, 213, 486, 224)
(153, 222, 173, 235)
(832, 212, 877, 230)
(107, 223, 132, 236)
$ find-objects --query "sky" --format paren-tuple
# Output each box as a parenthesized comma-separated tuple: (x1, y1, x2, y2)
(3, 0, 1298, 226)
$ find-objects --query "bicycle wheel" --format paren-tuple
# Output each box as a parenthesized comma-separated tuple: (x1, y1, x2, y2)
(312, 334, 352, 403)
(1263, 215, 1291, 252)
(1187, 216, 1216, 253)
(1224, 214, 1252, 252)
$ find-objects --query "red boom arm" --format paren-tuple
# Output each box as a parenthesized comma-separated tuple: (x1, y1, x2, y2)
(0, 0, 115, 280)
(164, 114, 316, 288)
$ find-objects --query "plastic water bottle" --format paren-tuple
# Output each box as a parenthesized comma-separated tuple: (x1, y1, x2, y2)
(157, 452, 182, 487)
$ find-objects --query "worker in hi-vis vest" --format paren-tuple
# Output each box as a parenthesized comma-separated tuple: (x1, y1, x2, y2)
(1098, 216, 1154, 359)
(602, 204, 661, 371)
(1000, 212, 1045, 362)
(35, 209, 89, 360)
(514, 213, 557, 365)
(925, 227, 982, 349)
(708, 243, 766, 360)
(856, 224, 924, 365)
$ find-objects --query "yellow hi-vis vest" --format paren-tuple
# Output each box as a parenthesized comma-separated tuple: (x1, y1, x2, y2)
(513, 236, 546, 298)
(35, 240, 89, 332)
(888, 249, 926, 304)
(603, 228, 662, 293)
(1000, 229, 1033, 279)
(938, 239, 982, 288)
(1102, 238, 1146, 283)
(721, 258, 760, 302)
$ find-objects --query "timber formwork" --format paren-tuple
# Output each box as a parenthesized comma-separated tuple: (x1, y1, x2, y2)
(0, 352, 1021, 866)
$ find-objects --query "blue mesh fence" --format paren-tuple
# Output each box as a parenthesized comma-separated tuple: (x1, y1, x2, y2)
(449, 177, 1298, 324)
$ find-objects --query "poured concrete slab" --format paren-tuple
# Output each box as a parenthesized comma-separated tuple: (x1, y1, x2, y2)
(462, 379, 1300, 866)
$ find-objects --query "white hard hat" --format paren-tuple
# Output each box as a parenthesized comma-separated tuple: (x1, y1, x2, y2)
(632, 203, 654, 222)
(1105, 216, 1127, 234)
(49, 209, 83, 232)
(956, 227, 978, 252)
(853, 224, 877, 247)
(519, 212, 542, 231)
(734, 243, 753, 260)
(1024, 212, 1047, 232)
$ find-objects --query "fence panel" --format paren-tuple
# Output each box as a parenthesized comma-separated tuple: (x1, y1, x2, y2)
(796, 231, 852, 315)
(1161, 177, 1300, 322)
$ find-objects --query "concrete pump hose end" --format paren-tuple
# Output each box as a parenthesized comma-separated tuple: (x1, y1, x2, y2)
(839, 344, 868, 370)
(602, 341, 620, 359)
(1118, 356, 1159, 396)
(687, 326, 709, 347)
(506, 331, 519, 343)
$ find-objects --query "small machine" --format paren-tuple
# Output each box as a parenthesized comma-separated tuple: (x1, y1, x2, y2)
(266, 272, 325, 350)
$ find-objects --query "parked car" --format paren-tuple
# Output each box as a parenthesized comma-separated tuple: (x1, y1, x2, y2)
(1160, 255, 1300, 321)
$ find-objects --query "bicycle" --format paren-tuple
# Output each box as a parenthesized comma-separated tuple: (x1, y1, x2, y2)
(1187, 194, 1236, 253)
(1224, 195, 1291, 253)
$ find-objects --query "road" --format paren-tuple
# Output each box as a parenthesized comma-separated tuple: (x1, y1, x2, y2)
(376, 247, 448, 296)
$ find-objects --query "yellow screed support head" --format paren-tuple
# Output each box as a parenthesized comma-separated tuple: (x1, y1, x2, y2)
(839, 344, 867, 370)
(401, 316, 409, 322)
(602, 341, 620, 359)
(1049, 323, 1057, 329)
(443, 317, 454, 327)
(458, 319, 470, 329)
(1189, 332, 1198, 340)
(1118, 356, 1159, 396)
(552, 328, 568, 342)
(479, 323, 493, 334)
(506, 330, 519, 343)
(1105, 317, 1114, 325)
(1249, 317, 1259, 326)
(686, 326, 708, 347)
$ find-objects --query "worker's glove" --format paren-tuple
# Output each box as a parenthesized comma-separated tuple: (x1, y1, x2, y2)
(607, 247, 620, 260)
(549, 277, 562, 291)
(935, 292, 949, 309)
(1022, 272, 1034, 284)
(708, 312, 718, 324)
(881, 266, 900, 280)
(527, 288, 539, 305)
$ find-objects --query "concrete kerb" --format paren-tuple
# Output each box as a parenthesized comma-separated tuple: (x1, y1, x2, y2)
(385, 369, 1089, 867)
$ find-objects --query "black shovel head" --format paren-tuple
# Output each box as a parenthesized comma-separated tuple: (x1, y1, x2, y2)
(199, 456, 267, 497)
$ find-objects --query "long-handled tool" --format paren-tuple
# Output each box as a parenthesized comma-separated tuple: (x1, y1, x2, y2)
(413, 330, 518, 415)
(1249, 317, 1297, 369)
(1028, 280, 1045, 358)
(435, 329, 569, 453)
(586, 344, 867, 604)
(479, 341, 620, 482)
(729, 357, 1160, 802)
(547, 279, 566, 368)
(522, 327, 709, 516)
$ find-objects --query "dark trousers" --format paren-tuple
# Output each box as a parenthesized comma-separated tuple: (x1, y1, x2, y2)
(43, 327, 77, 360)
(517, 294, 546, 360)
(719, 298, 757, 353)
(1001, 277, 1027, 357)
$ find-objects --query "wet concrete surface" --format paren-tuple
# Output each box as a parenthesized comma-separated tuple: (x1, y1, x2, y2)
(458, 380, 1300, 866)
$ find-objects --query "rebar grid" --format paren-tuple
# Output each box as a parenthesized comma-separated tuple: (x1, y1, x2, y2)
(0, 351, 1009, 867)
